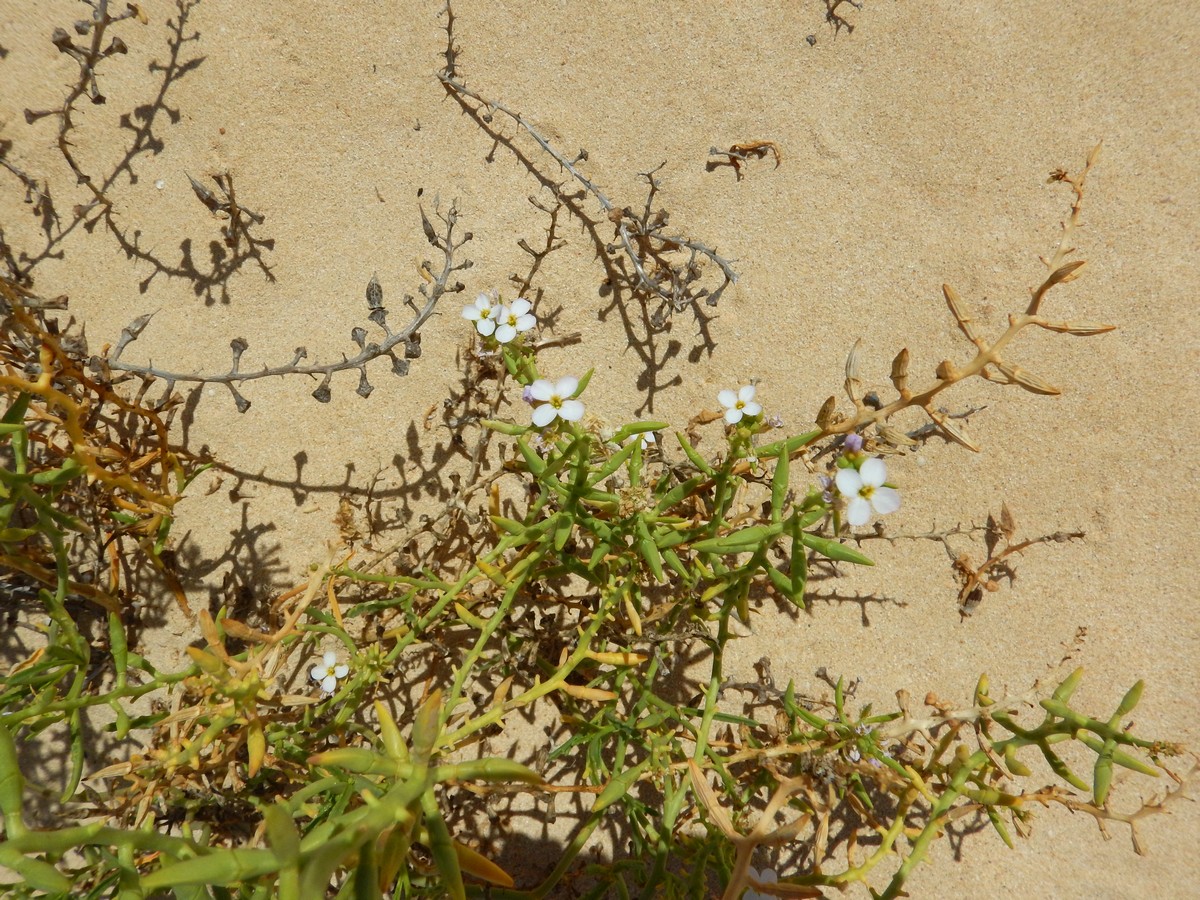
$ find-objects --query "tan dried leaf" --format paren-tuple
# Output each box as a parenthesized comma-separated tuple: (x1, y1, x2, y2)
(999, 502, 1016, 540)
(815, 395, 838, 430)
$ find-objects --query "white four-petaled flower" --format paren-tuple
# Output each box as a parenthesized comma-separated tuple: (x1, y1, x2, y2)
(718, 385, 762, 425)
(462, 292, 500, 337)
(310, 651, 349, 695)
(835, 457, 901, 527)
(529, 377, 585, 427)
(494, 298, 537, 343)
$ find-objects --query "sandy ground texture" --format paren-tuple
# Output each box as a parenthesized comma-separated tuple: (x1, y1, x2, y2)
(1, 0, 1198, 897)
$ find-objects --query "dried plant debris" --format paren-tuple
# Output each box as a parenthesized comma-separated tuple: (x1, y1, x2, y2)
(438, 2, 737, 327)
(955, 503, 1085, 616)
(813, 145, 1112, 451)
(90, 201, 471, 411)
(707, 140, 783, 180)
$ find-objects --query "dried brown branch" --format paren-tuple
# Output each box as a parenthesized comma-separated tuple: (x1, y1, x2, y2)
(813, 146, 1112, 450)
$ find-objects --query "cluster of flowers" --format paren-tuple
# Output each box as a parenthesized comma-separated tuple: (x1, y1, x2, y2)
(462, 292, 536, 344)
(472, 291, 902, 529)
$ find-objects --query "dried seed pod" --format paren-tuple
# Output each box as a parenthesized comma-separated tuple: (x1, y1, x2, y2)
(1047, 259, 1086, 287)
(943, 284, 982, 344)
(366, 273, 383, 310)
(875, 422, 917, 448)
(113, 312, 154, 357)
(844, 338, 864, 404)
(1031, 318, 1116, 336)
(890, 347, 910, 395)
(312, 374, 333, 403)
(229, 337, 249, 372)
(995, 360, 1061, 396)
(356, 370, 374, 399)
(227, 384, 251, 413)
(926, 406, 980, 452)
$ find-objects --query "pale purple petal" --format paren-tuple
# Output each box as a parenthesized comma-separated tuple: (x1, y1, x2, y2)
(718, 389, 738, 409)
(529, 379, 555, 402)
(320, 674, 338, 693)
(495, 323, 516, 343)
(846, 496, 871, 526)
(859, 457, 887, 488)
(724, 407, 743, 425)
(515, 313, 537, 332)
(555, 376, 579, 398)
(871, 486, 901, 516)
(509, 297, 532, 316)
(835, 467, 864, 496)
(844, 433, 864, 453)
(559, 399, 585, 421)
(475, 318, 496, 336)
(532, 404, 558, 427)
(738, 385, 757, 404)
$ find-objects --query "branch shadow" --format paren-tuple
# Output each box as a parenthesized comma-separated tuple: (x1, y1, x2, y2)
(439, 19, 723, 413)
(6, 0, 276, 306)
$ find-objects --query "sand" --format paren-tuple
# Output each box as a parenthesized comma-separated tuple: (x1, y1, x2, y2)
(1, 0, 1197, 896)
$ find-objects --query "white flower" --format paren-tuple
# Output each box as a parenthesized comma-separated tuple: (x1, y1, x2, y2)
(462, 292, 499, 337)
(310, 651, 349, 695)
(718, 385, 762, 425)
(745, 867, 779, 900)
(530, 377, 585, 427)
(835, 457, 901, 527)
(640, 431, 657, 450)
(494, 298, 537, 343)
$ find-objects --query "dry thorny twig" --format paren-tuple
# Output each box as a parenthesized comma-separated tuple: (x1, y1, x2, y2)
(437, 1, 738, 329)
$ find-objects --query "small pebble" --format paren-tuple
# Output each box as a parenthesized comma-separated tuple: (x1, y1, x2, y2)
(155, 178, 165, 190)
